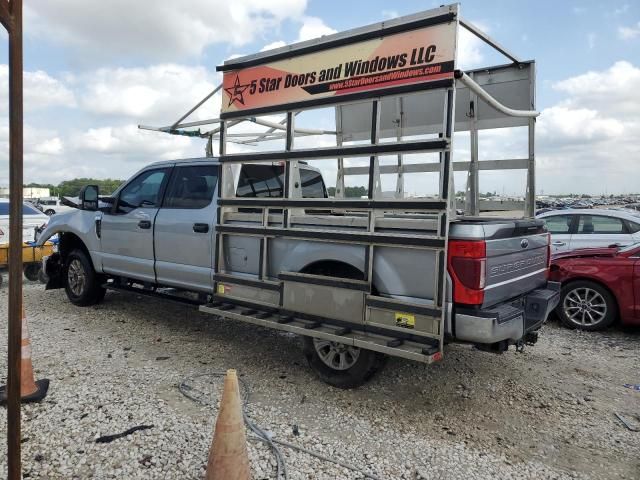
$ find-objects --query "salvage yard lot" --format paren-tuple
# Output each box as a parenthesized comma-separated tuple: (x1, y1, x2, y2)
(1, 284, 639, 479)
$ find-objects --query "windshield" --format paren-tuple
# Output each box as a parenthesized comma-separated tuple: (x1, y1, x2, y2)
(0, 202, 44, 216)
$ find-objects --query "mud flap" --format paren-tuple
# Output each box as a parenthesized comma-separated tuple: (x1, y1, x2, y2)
(43, 252, 64, 290)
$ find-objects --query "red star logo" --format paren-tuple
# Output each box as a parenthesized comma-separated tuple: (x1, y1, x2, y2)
(224, 75, 250, 107)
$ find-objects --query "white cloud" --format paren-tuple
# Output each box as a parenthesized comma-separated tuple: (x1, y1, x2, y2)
(261, 41, 287, 52)
(297, 16, 337, 42)
(71, 124, 196, 158)
(0, 65, 76, 113)
(618, 22, 640, 39)
(537, 106, 625, 145)
(75, 64, 219, 124)
(532, 62, 640, 194)
(457, 21, 487, 69)
(551, 61, 640, 118)
(0, 125, 69, 185)
(26, 0, 308, 61)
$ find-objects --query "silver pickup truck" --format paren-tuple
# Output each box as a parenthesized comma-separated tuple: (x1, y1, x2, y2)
(37, 158, 560, 387)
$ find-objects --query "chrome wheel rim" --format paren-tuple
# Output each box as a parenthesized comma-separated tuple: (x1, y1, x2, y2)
(68, 259, 87, 296)
(563, 287, 607, 327)
(313, 339, 360, 370)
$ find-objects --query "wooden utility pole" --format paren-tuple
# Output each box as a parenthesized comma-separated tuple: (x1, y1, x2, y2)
(0, 1, 23, 479)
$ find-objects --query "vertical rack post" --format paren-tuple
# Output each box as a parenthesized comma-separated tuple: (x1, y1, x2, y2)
(335, 105, 345, 199)
(394, 97, 404, 199)
(466, 72, 480, 216)
(365, 100, 381, 285)
(214, 120, 227, 287)
(525, 62, 536, 217)
(437, 86, 456, 354)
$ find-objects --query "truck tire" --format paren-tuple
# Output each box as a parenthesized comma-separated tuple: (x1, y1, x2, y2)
(303, 336, 386, 389)
(23, 264, 41, 282)
(557, 280, 617, 331)
(64, 249, 106, 306)
(44, 209, 55, 216)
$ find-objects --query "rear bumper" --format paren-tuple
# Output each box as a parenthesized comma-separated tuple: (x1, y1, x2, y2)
(454, 281, 561, 345)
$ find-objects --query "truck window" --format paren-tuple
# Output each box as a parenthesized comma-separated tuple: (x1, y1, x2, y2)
(236, 165, 284, 198)
(300, 169, 327, 198)
(236, 164, 326, 198)
(163, 165, 218, 209)
(117, 168, 169, 214)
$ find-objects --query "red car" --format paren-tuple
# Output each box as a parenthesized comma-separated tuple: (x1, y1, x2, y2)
(549, 243, 640, 330)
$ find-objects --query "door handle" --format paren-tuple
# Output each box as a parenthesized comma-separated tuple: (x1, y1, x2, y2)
(552, 241, 566, 246)
(193, 223, 209, 233)
(138, 220, 151, 229)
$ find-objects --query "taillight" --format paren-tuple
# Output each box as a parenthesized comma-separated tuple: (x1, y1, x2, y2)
(447, 240, 486, 306)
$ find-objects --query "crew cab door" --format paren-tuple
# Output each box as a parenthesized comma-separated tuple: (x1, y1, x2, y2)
(100, 167, 171, 282)
(154, 164, 218, 292)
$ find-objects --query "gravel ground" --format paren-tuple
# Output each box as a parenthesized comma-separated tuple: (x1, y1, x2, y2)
(0, 283, 639, 479)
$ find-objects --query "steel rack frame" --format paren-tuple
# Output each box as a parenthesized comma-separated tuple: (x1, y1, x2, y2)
(140, 3, 540, 362)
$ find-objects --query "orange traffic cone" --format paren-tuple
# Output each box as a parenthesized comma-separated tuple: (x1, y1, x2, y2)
(0, 306, 49, 404)
(205, 369, 251, 480)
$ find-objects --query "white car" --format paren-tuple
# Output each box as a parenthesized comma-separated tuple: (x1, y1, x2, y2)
(537, 209, 640, 254)
(0, 199, 50, 244)
(36, 197, 75, 216)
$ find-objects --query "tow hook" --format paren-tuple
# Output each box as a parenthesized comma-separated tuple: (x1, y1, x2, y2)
(516, 332, 539, 352)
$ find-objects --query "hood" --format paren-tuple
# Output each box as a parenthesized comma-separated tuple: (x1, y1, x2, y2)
(552, 246, 618, 261)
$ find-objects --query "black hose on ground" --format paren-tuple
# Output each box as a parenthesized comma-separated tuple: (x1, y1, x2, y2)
(178, 372, 382, 480)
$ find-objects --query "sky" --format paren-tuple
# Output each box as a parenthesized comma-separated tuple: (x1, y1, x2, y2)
(0, 0, 638, 196)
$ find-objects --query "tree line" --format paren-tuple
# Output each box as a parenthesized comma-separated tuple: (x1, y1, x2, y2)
(25, 178, 124, 197)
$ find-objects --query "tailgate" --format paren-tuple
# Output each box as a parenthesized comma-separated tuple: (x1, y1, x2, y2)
(452, 218, 549, 308)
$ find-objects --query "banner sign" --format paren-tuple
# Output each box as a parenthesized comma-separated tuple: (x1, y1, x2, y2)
(220, 21, 457, 117)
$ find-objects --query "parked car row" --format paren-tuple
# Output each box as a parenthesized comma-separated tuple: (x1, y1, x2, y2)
(535, 208, 639, 331)
(0, 198, 50, 244)
(33, 197, 75, 216)
(538, 209, 640, 254)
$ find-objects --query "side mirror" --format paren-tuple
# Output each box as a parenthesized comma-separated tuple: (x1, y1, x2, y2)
(80, 185, 99, 211)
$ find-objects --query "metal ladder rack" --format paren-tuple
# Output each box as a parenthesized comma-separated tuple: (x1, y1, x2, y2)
(138, 3, 540, 363)
(211, 76, 457, 357)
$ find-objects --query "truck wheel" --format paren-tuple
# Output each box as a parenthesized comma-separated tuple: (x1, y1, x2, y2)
(557, 280, 617, 331)
(23, 264, 41, 282)
(64, 249, 106, 306)
(303, 336, 386, 389)
(44, 209, 55, 216)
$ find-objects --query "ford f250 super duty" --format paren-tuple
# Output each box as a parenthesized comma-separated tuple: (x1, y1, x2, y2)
(37, 159, 560, 387)
(37, 4, 560, 387)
